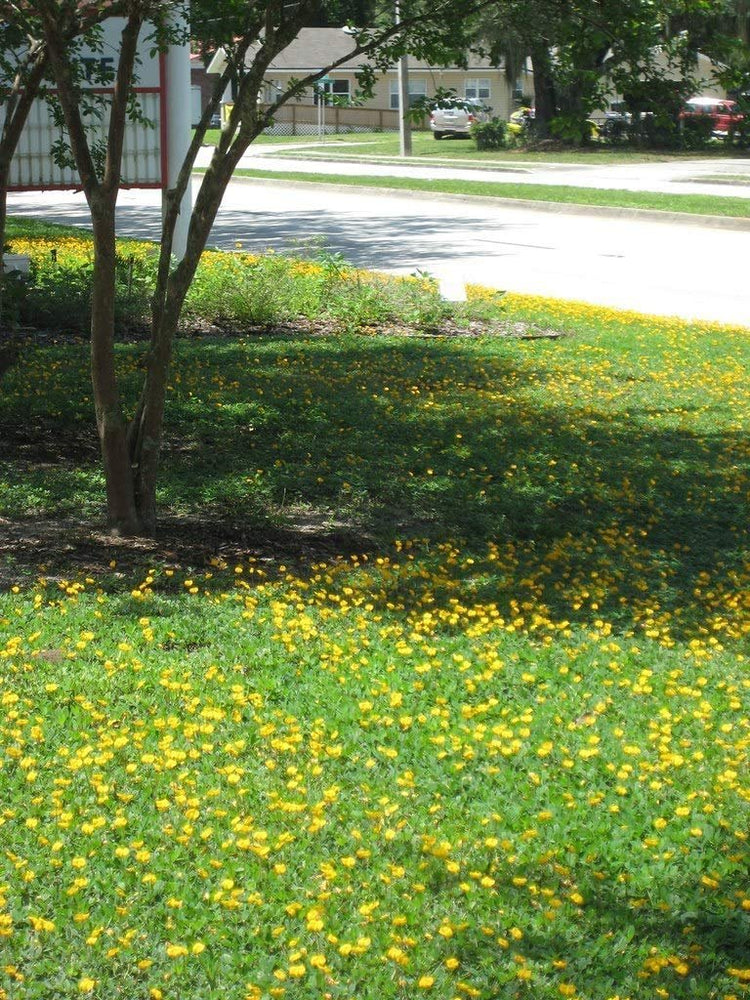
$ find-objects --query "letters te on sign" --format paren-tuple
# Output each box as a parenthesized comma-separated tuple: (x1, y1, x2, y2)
(1, 19, 177, 190)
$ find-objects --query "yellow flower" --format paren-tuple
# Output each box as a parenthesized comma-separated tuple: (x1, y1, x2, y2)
(417, 975, 435, 989)
(28, 916, 55, 933)
(78, 979, 97, 994)
(386, 946, 408, 966)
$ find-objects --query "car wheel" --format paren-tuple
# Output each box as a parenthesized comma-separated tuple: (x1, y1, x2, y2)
(433, 132, 444, 140)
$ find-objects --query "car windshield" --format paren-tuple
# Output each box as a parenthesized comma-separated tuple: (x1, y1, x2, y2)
(433, 99, 486, 112)
(686, 100, 736, 115)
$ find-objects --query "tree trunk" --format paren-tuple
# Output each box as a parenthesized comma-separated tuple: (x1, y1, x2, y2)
(0, 164, 10, 325)
(130, 310, 176, 535)
(531, 41, 556, 137)
(129, 126, 262, 531)
(90, 192, 140, 534)
(0, 48, 48, 325)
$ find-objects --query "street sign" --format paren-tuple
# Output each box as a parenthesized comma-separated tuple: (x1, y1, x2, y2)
(1, 18, 189, 191)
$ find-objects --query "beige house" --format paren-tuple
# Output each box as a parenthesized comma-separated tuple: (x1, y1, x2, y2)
(209, 28, 530, 133)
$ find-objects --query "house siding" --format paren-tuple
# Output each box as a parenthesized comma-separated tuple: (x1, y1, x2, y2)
(245, 28, 530, 126)
(262, 65, 527, 123)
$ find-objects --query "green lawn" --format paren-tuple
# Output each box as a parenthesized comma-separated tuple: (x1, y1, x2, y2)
(201, 127, 747, 165)
(230, 167, 750, 219)
(197, 129, 750, 217)
(1, 222, 749, 1000)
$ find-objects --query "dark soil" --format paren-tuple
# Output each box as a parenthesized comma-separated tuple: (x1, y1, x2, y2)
(0, 511, 373, 590)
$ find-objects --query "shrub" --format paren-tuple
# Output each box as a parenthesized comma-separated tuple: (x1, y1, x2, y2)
(549, 113, 599, 146)
(319, 262, 452, 333)
(7, 231, 498, 339)
(471, 117, 509, 150)
(679, 114, 715, 150)
(14, 248, 154, 334)
(183, 251, 317, 328)
(730, 115, 750, 148)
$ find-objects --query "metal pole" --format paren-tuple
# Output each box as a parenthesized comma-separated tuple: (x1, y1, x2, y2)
(395, 0, 412, 157)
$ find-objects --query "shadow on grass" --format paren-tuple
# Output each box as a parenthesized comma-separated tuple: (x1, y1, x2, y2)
(1, 331, 748, 642)
(437, 882, 749, 998)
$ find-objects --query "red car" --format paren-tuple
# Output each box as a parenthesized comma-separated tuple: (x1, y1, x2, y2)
(680, 97, 744, 136)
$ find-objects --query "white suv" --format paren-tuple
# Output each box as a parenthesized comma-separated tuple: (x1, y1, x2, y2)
(429, 100, 489, 140)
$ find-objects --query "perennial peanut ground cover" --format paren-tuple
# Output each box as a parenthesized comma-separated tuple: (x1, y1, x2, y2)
(0, 230, 748, 1000)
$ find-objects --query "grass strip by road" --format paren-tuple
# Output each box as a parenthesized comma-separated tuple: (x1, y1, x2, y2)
(231, 166, 750, 218)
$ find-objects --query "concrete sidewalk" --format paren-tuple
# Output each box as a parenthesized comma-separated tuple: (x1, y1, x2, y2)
(196, 142, 750, 201)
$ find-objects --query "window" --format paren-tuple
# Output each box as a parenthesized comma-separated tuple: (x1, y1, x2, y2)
(465, 78, 491, 101)
(326, 79, 350, 100)
(315, 78, 351, 104)
(389, 78, 427, 110)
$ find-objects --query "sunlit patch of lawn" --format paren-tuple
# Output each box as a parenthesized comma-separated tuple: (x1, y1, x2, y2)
(1, 222, 749, 1000)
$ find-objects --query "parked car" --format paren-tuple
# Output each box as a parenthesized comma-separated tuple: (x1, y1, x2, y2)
(680, 96, 744, 136)
(508, 106, 599, 141)
(598, 109, 631, 141)
(429, 100, 489, 140)
(508, 106, 534, 136)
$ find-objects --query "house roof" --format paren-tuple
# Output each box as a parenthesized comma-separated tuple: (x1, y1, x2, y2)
(207, 28, 503, 76)
(273, 29, 502, 72)
(263, 27, 368, 71)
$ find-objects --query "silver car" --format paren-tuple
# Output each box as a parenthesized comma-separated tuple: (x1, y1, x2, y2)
(429, 100, 489, 140)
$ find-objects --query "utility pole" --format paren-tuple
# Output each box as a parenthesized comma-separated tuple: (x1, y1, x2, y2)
(395, 0, 412, 156)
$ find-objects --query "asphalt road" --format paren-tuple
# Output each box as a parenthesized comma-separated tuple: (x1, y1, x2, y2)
(8, 172, 750, 325)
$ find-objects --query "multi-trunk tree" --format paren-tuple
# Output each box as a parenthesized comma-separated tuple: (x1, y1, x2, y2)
(2, 0, 744, 537)
(2, 0, 486, 536)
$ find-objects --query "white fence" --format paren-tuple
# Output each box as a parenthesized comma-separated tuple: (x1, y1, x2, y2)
(3, 91, 163, 189)
(235, 102, 429, 136)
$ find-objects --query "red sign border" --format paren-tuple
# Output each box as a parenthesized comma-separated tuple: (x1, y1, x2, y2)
(7, 52, 169, 192)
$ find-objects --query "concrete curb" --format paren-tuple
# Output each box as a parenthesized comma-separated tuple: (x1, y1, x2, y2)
(216, 172, 750, 231)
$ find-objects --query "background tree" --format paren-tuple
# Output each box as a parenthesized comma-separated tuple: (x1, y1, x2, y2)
(13, 0, 489, 535)
(0, 14, 56, 325)
(0, 22, 47, 276)
(480, 0, 741, 140)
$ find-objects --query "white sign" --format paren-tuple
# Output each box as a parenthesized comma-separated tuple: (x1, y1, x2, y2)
(2, 19, 178, 190)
